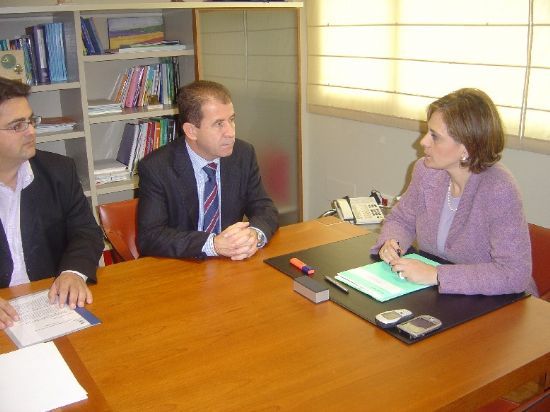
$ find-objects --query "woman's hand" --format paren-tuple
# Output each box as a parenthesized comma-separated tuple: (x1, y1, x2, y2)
(378, 239, 402, 264)
(391, 258, 438, 286)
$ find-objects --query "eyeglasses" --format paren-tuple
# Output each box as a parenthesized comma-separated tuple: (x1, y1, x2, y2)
(0, 115, 41, 133)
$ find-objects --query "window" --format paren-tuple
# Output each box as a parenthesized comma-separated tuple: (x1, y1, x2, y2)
(307, 0, 550, 154)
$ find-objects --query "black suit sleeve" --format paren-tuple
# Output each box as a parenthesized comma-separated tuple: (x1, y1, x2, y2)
(137, 144, 210, 258)
(56, 158, 104, 282)
(21, 151, 103, 283)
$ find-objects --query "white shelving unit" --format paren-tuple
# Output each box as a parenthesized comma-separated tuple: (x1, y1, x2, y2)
(0, 2, 303, 217)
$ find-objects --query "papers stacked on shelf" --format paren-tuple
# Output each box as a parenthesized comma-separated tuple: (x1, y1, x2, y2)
(35, 116, 77, 135)
(94, 159, 131, 185)
(88, 98, 123, 116)
(118, 40, 187, 53)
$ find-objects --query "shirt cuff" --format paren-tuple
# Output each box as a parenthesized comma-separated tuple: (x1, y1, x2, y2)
(61, 270, 88, 283)
(250, 227, 267, 248)
(202, 233, 219, 257)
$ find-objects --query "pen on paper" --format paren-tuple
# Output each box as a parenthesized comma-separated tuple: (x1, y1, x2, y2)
(395, 240, 404, 279)
(290, 257, 315, 275)
(324, 276, 349, 294)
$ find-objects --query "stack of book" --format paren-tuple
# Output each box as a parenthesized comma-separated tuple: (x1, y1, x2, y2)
(117, 40, 186, 53)
(93, 159, 131, 185)
(1, 22, 68, 85)
(115, 117, 178, 174)
(107, 16, 164, 50)
(35, 116, 77, 135)
(109, 58, 179, 109)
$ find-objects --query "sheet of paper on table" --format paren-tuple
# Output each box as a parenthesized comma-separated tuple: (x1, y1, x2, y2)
(0, 341, 87, 411)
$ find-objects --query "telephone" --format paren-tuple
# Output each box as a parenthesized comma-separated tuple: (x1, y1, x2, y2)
(332, 196, 384, 225)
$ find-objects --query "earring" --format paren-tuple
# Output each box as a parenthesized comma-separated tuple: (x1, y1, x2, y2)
(461, 154, 469, 162)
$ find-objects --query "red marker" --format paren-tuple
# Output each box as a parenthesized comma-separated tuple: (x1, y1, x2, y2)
(290, 257, 315, 275)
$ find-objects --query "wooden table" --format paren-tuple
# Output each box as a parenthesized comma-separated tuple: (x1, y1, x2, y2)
(1, 217, 549, 411)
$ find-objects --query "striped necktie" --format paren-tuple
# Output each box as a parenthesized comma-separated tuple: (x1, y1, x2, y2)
(202, 162, 219, 234)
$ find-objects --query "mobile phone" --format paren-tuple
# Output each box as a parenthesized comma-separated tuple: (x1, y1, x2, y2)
(396, 315, 442, 339)
(375, 309, 414, 328)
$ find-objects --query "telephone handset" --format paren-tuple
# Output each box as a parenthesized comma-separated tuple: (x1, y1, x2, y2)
(333, 196, 384, 225)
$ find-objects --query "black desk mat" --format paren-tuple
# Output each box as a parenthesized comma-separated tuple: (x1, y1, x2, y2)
(264, 234, 527, 344)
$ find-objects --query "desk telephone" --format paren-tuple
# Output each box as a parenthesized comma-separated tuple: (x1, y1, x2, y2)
(333, 196, 384, 224)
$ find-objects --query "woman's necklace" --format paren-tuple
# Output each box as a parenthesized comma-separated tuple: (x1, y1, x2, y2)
(447, 181, 458, 212)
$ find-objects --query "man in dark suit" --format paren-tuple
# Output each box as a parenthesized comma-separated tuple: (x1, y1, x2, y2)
(138, 80, 278, 260)
(0, 77, 103, 330)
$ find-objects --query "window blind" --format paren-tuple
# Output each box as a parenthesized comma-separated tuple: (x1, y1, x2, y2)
(307, 0, 550, 153)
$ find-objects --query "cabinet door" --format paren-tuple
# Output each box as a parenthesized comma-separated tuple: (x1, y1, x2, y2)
(196, 9, 301, 224)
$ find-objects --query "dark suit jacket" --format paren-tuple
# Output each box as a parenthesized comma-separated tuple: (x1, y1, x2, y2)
(137, 137, 279, 258)
(0, 150, 104, 288)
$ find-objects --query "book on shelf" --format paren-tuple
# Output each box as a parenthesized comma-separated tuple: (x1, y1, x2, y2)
(4, 22, 69, 85)
(20, 36, 36, 85)
(115, 117, 178, 175)
(80, 17, 95, 55)
(44, 22, 67, 82)
(88, 17, 105, 54)
(116, 122, 139, 166)
(25, 25, 49, 84)
(80, 17, 104, 56)
(110, 58, 179, 109)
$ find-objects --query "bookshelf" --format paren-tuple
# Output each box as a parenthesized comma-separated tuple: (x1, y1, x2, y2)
(0, 2, 303, 219)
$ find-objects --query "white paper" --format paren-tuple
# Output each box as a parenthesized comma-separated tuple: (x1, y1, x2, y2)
(5, 290, 96, 348)
(0, 341, 87, 411)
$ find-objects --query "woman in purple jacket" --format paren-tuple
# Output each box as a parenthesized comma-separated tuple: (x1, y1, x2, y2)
(372, 88, 537, 296)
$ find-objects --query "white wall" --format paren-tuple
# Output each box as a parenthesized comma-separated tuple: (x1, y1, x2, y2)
(302, 112, 550, 227)
(299, 2, 550, 228)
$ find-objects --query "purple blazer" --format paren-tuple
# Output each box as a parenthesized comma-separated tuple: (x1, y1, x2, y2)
(372, 158, 537, 296)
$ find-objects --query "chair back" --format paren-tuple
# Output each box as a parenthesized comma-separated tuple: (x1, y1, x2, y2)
(529, 223, 550, 300)
(98, 198, 139, 262)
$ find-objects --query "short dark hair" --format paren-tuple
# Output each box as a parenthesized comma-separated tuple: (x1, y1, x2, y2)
(176, 80, 232, 127)
(427, 88, 504, 174)
(0, 76, 31, 106)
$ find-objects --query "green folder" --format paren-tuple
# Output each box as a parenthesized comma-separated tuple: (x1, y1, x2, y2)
(335, 253, 440, 302)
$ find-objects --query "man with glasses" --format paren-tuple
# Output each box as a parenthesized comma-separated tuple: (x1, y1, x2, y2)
(0, 76, 103, 330)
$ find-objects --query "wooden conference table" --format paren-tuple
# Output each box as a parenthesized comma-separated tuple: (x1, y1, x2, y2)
(1, 217, 549, 411)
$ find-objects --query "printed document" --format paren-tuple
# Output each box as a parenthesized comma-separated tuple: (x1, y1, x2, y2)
(4, 289, 101, 348)
(335, 254, 440, 302)
(0, 341, 87, 411)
